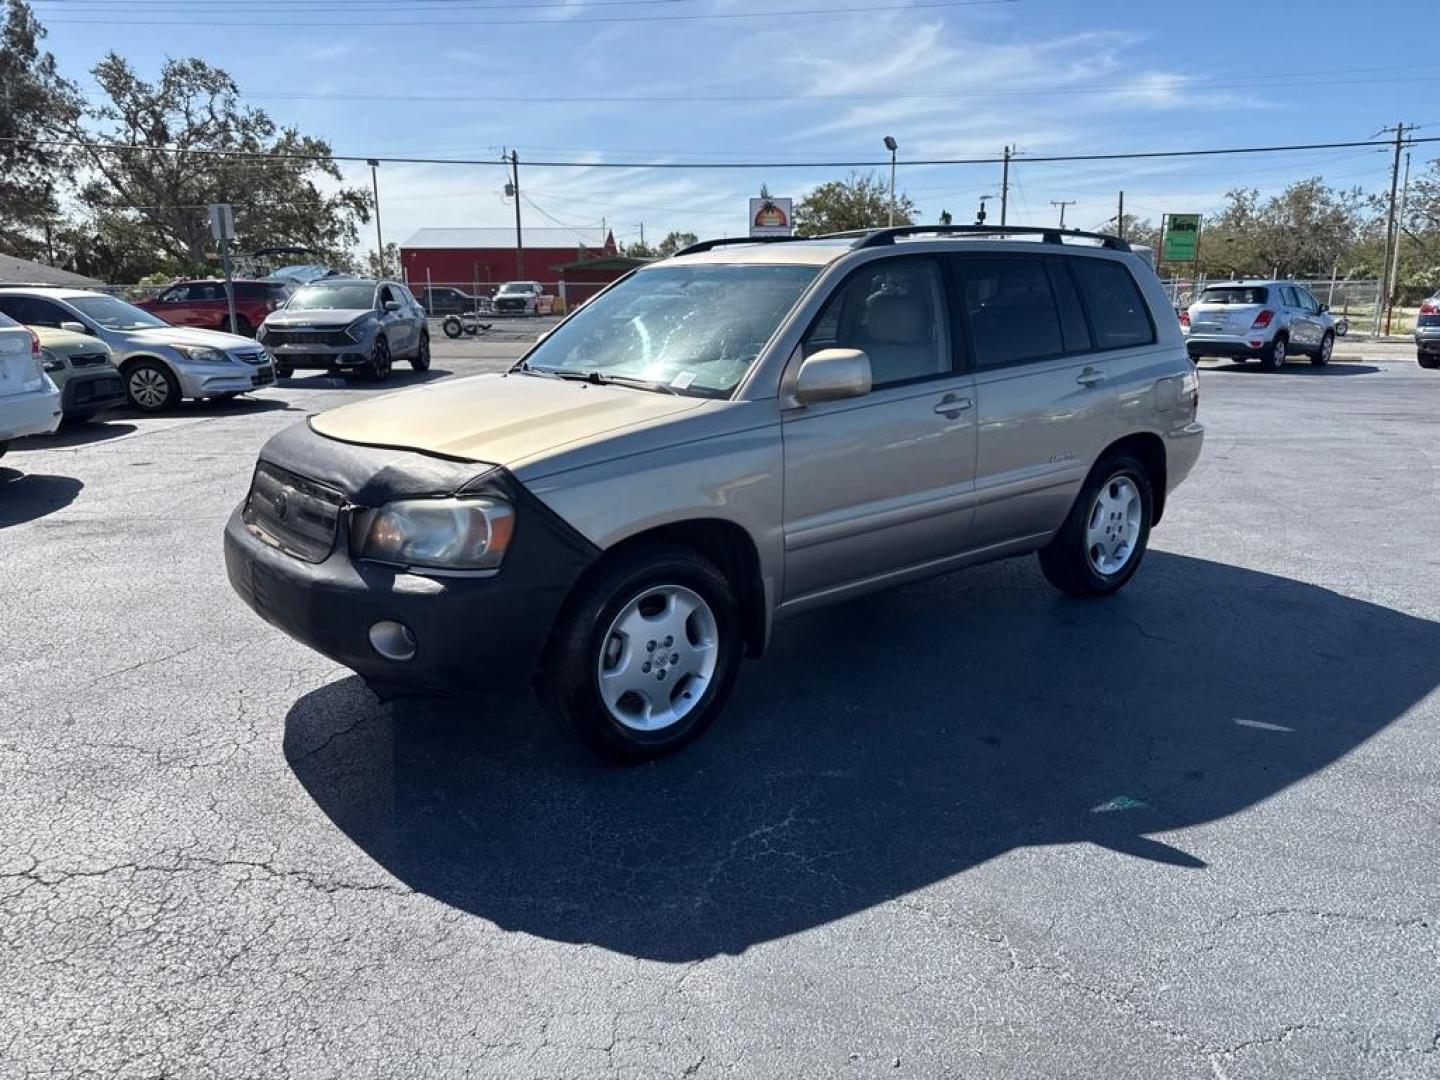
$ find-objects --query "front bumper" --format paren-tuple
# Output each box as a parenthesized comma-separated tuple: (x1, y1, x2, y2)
(0, 386, 62, 441)
(265, 343, 371, 371)
(59, 370, 126, 415)
(222, 427, 599, 696)
(174, 361, 276, 398)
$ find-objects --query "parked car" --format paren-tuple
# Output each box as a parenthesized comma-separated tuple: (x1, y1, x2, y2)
(0, 312, 61, 458)
(257, 278, 430, 381)
(1416, 291, 1440, 369)
(1181, 280, 1336, 369)
(34, 326, 126, 421)
(0, 287, 274, 412)
(225, 225, 1203, 760)
(492, 280, 554, 316)
(417, 286, 483, 316)
(136, 278, 291, 337)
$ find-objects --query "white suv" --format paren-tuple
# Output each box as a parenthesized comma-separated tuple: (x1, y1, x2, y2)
(0, 312, 61, 459)
(1182, 280, 1336, 369)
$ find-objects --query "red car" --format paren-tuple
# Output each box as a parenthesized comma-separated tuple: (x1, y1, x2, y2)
(136, 279, 291, 337)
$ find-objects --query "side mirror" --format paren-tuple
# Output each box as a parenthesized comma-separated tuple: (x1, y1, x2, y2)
(60, 321, 90, 335)
(382, 300, 402, 313)
(1318, 303, 1329, 314)
(794, 348, 872, 405)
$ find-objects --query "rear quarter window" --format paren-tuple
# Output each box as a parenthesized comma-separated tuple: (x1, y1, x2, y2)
(1071, 258, 1155, 350)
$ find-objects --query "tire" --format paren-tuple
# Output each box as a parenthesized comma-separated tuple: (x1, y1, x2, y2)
(442, 316, 463, 339)
(1419, 352, 1440, 370)
(1038, 453, 1154, 598)
(62, 411, 97, 424)
(539, 544, 743, 761)
(1261, 334, 1288, 370)
(409, 333, 431, 372)
(0, 439, 9, 459)
(275, 364, 294, 379)
(1311, 331, 1333, 367)
(124, 359, 180, 412)
(363, 337, 392, 382)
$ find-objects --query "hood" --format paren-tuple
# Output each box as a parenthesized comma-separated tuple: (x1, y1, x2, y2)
(34, 326, 107, 352)
(264, 308, 371, 329)
(124, 325, 256, 350)
(309, 372, 705, 466)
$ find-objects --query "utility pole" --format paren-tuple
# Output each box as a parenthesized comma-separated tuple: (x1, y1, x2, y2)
(1050, 200, 1076, 229)
(504, 148, 524, 278)
(1378, 122, 1411, 336)
(1000, 145, 1012, 226)
(1385, 149, 1412, 335)
(1116, 190, 1125, 240)
(883, 136, 899, 226)
(367, 159, 384, 277)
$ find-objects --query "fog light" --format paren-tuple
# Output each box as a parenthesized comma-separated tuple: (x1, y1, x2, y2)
(369, 620, 417, 662)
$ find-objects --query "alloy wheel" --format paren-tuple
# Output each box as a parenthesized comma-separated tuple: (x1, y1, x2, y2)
(128, 367, 170, 410)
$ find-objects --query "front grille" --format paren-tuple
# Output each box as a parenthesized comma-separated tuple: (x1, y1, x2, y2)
(242, 462, 344, 563)
(494, 298, 526, 311)
(231, 348, 268, 365)
(69, 353, 110, 369)
(265, 329, 352, 347)
(71, 375, 122, 404)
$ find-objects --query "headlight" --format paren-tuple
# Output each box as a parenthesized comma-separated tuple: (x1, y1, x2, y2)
(357, 496, 514, 571)
(345, 316, 373, 343)
(41, 349, 64, 373)
(176, 345, 229, 364)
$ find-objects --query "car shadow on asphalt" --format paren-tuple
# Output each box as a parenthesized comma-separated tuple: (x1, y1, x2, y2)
(0, 468, 83, 527)
(277, 368, 453, 391)
(1202, 362, 1380, 376)
(21, 421, 138, 449)
(283, 552, 1440, 962)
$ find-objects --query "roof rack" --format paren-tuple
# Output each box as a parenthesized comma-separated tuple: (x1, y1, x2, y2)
(671, 236, 809, 257)
(838, 224, 1131, 251)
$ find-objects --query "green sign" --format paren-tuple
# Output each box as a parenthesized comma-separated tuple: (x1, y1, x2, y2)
(1162, 214, 1201, 262)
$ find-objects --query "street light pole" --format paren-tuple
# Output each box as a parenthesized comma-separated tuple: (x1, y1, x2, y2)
(367, 159, 384, 277)
(883, 136, 898, 226)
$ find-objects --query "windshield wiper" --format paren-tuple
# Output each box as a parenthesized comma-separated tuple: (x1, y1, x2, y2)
(583, 372, 679, 395)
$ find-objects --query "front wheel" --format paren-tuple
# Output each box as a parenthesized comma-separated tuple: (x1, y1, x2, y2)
(409, 333, 431, 372)
(539, 545, 743, 761)
(1039, 454, 1153, 597)
(124, 360, 180, 412)
(442, 316, 463, 339)
(1311, 332, 1333, 366)
(363, 338, 392, 381)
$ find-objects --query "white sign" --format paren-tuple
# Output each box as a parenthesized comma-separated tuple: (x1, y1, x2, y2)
(208, 203, 235, 242)
(749, 197, 794, 238)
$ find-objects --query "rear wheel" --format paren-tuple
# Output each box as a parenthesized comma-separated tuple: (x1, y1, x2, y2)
(1311, 332, 1333, 366)
(1261, 334, 1287, 370)
(409, 333, 431, 372)
(1419, 352, 1440, 370)
(442, 316, 463, 339)
(275, 364, 294, 379)
(539, 545, 743, 761)
(124, 360, 180, 412)
(1039, 453, 1153, 597)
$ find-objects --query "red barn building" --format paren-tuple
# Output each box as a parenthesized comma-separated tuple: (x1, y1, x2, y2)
(399, 227, 644, 307)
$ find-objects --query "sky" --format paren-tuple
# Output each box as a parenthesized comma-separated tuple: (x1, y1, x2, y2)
(26, 0, 1440, 254)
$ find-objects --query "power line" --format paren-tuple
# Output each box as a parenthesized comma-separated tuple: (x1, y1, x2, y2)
(8, 134, 1436, 171)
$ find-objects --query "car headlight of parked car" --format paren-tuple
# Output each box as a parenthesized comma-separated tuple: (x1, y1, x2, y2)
(355, 496, 515, 571)
(40, 349, 65, 374)
(345, 316, 374, 343)
(176, 345, 230, 365)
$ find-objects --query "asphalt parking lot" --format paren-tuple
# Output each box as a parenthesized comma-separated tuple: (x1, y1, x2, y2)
(1, 342, 1437, 1078)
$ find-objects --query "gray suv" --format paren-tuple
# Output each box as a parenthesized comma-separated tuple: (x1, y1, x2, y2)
(257, 278, 430, 380)
(225, 226, 1203, 759)
(1182, 280, 1337, 369)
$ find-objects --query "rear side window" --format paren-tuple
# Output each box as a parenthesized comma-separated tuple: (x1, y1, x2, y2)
(1045, 261, 1092, 354)
(954, 255, 1066, 368)
(0, 294, 69, 328)
(186, 283, 225, 301)
(804, 257, 952, 388)
(1070, 258, 1155, 350)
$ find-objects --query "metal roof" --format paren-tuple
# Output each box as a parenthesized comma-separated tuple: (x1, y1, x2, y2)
(401, 227, 610, 251)
(0, 252, 105, 288)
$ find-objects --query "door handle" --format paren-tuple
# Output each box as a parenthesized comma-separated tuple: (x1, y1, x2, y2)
(933, 394, 972, 418)
(1076, 367, 1106, 387)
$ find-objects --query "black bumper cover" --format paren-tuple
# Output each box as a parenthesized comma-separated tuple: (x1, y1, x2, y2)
(1186, 340, 1261, 358)
(224, 421, 599, 696)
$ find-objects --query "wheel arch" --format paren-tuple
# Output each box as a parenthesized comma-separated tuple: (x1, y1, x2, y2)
(562, 517, 769, 660)
(1096, 431, 1168, 525)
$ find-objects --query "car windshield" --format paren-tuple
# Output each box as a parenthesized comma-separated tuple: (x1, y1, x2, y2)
(521, 263, 818, 396)
(68, 294, 170, 330)
(498, 283, 533, 294)
(1199, 287, 1269, 305)
(286, 284, 375, 310)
